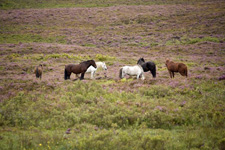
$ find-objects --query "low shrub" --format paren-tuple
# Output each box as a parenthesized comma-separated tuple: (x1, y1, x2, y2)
(95, 54, 116, 61)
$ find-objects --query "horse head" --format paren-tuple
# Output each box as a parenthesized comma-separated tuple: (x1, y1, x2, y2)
(165, 59, 170, 67)
(102, 62, 107, 70)
(137, 58, 145, 65)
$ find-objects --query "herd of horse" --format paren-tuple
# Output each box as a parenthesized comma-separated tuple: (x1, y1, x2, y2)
(35, 58, 188, 80)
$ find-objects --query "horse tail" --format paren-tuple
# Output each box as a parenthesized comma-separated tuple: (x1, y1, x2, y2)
(185, 67, 188, 77)
(39, 67, 42, 79)
(152, 64, 156, 78)
(64, 68, 68, 80)
(119, 68, 123, 79)
(35, 67, 40, 78)
(148, 63, 156, 78)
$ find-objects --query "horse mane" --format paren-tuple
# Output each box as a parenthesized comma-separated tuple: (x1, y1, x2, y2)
(96, 61, 102, 68)
(137, 58, 145, 64)
(166, 59, 172, 64)
(80, 60, 93, 64)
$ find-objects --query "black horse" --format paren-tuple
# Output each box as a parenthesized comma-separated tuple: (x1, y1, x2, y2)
(137, 58, 156, 78)
(64, 60, 97, 80)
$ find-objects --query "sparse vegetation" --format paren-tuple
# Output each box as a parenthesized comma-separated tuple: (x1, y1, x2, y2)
(95, 54, 116, 61)
(0, 34, 67, 44)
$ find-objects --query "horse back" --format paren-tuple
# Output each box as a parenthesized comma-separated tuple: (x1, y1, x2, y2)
(73, 64, 84, 74)
(65, 64, 80, 74)
(141, 61, 154, 71)
(178, 63, 188, 76)
(178, 62, 186, 68)
(141, 63, 149, 72)
(167, 62, 179, 72)
(146, 61, 156, 69)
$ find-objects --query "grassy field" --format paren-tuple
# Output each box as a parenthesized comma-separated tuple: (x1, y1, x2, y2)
(0, 0, 225, 149)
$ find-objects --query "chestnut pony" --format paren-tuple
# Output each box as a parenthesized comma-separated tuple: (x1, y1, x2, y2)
(165, 59, 188, 78)
(64, 60, 97, 80)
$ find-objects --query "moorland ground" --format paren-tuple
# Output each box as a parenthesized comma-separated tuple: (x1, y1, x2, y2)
(0, 0, 225, 149)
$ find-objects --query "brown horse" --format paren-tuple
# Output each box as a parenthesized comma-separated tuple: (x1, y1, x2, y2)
(165, 59, 188, 78)
(34, 64, 43, 79)
(64, 60, 97, 80)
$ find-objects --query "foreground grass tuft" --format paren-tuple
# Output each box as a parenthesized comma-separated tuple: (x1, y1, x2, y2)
(0, 80, 224, 149)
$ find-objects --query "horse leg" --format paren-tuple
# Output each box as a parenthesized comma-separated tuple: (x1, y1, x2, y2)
(64, 69, 71, 80)
(80, 73, 85, 80)
(185, 69, 188, 77)
(149, 66, 156, 78)
(119, 68, 124, 79)
(137, 74, 140, 79)
(180, 69, 188, 77)
(93, 71, 96, 79)
(141, 73, 145, 80)
(121, 72, 125, 79)
(91, 71, 94, 79)
(172, 72, 175, 78)
(150, 70, 154, 78)
(67, 72, 71, 79)
(169, 71, 172, 78)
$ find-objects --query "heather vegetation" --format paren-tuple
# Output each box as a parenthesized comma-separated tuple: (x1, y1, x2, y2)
(0, 0, 225, 149)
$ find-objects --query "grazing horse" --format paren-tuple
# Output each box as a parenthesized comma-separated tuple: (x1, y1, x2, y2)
(34, 64, 43, 79)
(119, 65, 145, 80)
(165, 59, 188, 78)
(64, 60, 97, 80)
(137, 58, 156, 78)
(86, 62, 107, 79)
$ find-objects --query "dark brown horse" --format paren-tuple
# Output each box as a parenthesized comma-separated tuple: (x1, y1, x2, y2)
(64, 60, 97, 80)
(165, 59, 188, 78)
(34, 64, 43, 79)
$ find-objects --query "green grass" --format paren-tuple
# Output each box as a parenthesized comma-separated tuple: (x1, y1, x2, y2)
(5, 53, 91, 62)
(186, 37, 221, 44)
(1, 127, 223, 150)
(0, 80, 224, 149)
(82, 43, 97, 48)
(0, 0, 211, 9)
(0, 34, 67, 44)
(95, 54, 116, 61)
(165, 36, 221, 46)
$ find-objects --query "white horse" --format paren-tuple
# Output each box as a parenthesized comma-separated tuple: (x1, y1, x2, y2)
(119, 65, 145, 80)
(86, 62, 107, 79)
